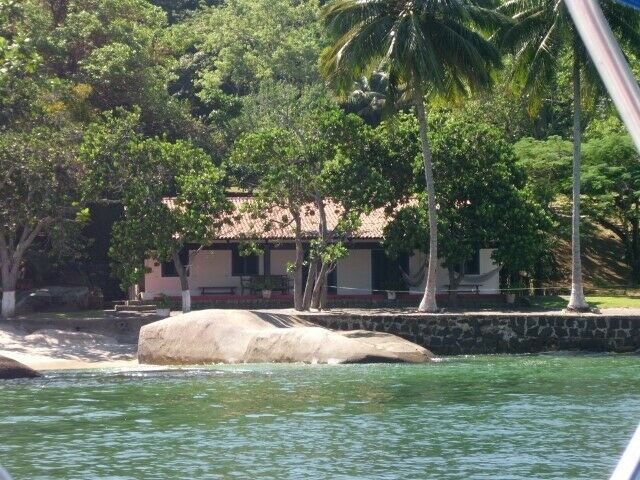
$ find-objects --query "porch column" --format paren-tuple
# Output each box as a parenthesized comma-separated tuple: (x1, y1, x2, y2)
(263, 243, 271, 276)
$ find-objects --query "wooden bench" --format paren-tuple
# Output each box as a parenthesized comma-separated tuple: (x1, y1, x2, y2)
(200, 286, 237, 295)
(445, 284, 481, 294)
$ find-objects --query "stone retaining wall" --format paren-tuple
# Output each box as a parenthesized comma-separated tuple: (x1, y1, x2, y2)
(305, 313, 640, 355)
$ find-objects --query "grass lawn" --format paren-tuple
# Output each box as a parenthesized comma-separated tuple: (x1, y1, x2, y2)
(530, 295, 640, 310)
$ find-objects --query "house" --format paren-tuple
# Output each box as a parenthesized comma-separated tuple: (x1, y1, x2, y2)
(140, 196, 500, 300)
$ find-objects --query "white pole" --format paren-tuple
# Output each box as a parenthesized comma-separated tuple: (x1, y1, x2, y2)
(610, 422, 640, 480)
(564, 0, 640, 153)
(0, 466, 13, 480)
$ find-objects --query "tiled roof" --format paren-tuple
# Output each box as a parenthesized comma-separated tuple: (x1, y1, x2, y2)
(165, 196, 394, 240)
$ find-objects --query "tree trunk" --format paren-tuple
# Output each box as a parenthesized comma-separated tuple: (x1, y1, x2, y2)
(172, 250, 191, 313)
(319, 264, 333, 311)
(447, 267, 462, 308)
(293, 245, 305, 310)
(567, 49, 590, 312)
(415, 96, 439, 313)
(631, 217, 640, 286)
(310, 262, 329, 310)
(0, 222, 49, 318)
(1, 263, 18, 318)
(310, 194, 330, 311)
(293, 213, 304, 311)
(302, 260, 317, 310)
(632, 257, 640, 286)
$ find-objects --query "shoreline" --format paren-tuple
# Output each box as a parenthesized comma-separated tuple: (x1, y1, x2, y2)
(3, 307, 640, 371)
(0, 325, 138, 371)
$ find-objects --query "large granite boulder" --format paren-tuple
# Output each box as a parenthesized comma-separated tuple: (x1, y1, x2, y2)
(138, 310, 433, 365)
(0, 355, 41, 379)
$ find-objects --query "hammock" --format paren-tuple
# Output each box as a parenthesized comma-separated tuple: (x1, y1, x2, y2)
(400, 262, 502, 288)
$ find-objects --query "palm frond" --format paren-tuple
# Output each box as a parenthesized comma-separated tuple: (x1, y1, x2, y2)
(321, 0, 505, 102)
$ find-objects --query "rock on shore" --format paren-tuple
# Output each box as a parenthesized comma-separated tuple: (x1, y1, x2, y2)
(138, 310, 433, 365)
(0, 355, 41, 379)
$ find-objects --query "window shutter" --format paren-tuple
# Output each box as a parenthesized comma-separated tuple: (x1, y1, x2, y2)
(246, 254, 259, 275)
(232, 247, 242, 276)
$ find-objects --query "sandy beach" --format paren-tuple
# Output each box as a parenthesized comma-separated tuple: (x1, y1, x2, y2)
(0, 325, 138, 371)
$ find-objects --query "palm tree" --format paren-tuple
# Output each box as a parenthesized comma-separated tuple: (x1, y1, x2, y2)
(320, 0, 504, 312)
(344, 72, 389, 126)
(497, 0, 640, 311)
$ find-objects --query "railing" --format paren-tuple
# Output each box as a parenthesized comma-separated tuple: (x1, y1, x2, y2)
(611, 423, 640, 480)
(0, 466, 12, 480)
(565, 0, 640, 152)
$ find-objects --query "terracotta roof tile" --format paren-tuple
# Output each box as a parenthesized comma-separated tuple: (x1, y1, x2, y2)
(164, 196, 393, 240)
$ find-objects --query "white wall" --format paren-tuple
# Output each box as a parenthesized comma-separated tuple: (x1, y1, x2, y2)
(476, 249, 500, 293)
(142, 246, 500, 298)
(337, 249, 371, 295)
(407, 251, 449, 294)
(407, 249, 499, 294)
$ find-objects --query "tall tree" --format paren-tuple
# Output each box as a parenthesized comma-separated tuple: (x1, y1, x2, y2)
(497, 0, 640, 311)
(320, 0, 504, 311)
(384, 112, 551, 304)
(0, 0, 86, 318)
(82, 110, 231, 313)
(231, 102, 405, 311)
(0, 127, 83, 318)
(581, 116, 640, 285)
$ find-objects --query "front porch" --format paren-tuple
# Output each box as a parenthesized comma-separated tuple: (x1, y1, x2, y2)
(140, 241, 501, 303)
(150, 292, 506, 312)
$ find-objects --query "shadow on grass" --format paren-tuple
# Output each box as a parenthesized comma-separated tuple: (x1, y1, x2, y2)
(529, 295, 640, 310)
(529, 296, 569, 310)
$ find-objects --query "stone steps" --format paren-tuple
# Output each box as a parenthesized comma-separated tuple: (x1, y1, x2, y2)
(114, 303, 156, 312)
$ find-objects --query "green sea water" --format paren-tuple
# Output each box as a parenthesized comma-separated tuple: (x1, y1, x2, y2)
(1, 354, 639, 480)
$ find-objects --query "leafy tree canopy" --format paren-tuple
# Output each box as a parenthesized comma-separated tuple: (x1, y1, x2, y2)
(384, 112, 551, 285)
(581, 116, 640, 284)
(81, 109, 231, 290)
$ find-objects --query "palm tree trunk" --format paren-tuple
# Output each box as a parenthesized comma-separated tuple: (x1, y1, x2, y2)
(567, 49, 589, 312)
(415, 96, 439, 313)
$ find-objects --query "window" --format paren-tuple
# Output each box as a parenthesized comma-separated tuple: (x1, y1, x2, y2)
(232, 246, 259, 276)
(371, 249, 409, 292)
(160, 249, 190, 278)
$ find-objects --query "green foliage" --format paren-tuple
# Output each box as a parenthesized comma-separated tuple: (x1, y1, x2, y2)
(0, 125, 85, 266)
(149, 0, 221, 24)
(82, 111, 231, 289)
(497, 0, 640, 115)
(194, 0, 323, 94)
(383, 206, 429, 260)
(581, 116, 640, 283)
(231, 101, 408, 271)
(321, 0, 504, 101)
(1, 0, 207, 142)
(167, 0, 325, 146)
(513, 136, 572, 208)
(155, 293, 171, 308)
